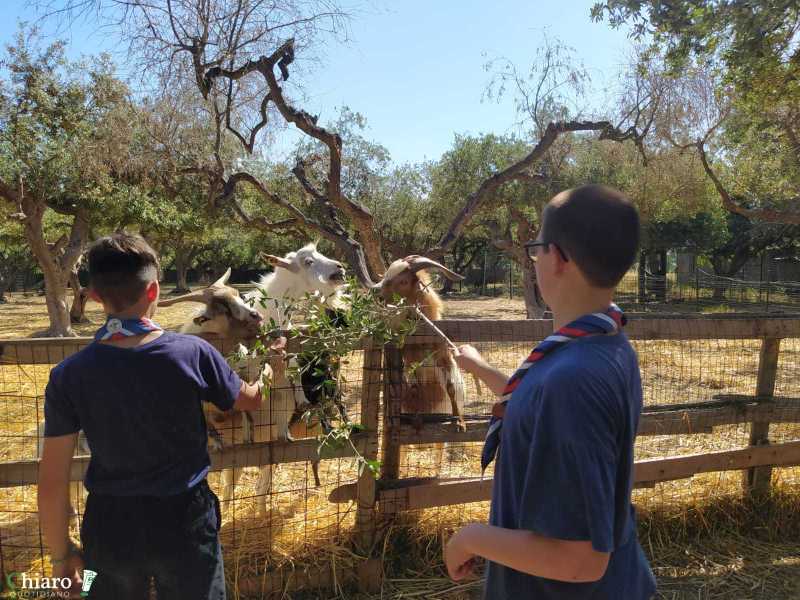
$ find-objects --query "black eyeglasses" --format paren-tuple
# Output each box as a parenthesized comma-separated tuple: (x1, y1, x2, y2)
(524, 241, 569, 262)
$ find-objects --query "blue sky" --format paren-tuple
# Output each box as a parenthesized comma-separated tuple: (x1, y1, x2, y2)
(1, 0, 634, 164)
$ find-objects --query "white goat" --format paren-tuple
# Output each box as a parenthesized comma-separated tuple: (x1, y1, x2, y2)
(246, 243, 350, 433)
(164, 245, 348, 516)
(245, 243, 348, 328)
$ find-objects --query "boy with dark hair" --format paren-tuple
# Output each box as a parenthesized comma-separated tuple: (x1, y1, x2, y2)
(38, 232, 263, 599)
(446, 185, 656, 599)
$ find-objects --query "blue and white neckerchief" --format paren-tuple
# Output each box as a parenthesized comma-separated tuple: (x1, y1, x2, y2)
(94, 316, 163, 342)
(480, 303, 626, 474)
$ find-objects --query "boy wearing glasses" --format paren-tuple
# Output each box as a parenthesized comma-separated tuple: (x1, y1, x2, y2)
(446, 185, 656, 599)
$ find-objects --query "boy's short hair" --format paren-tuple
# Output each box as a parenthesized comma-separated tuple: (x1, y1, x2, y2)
(542, 185, 639, 288)
(88, 233, 160, 312)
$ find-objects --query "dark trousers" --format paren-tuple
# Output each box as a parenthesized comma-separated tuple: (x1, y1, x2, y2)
(80, 479, 226, 600)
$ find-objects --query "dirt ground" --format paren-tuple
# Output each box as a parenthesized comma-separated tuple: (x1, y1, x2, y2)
(0, 290, 201, 338)
(0, 290, 530, 338)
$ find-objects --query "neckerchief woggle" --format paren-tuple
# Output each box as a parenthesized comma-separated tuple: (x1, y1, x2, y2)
(480, 303, 626, 474)
(94, 316, 163, 342)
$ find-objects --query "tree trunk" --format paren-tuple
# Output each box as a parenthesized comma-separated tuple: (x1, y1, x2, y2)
(0, 267, 17, 304)
(638, 252, 647, 303)
(647, 251, 667, 303)
(173, 250, 191, 294)
(18, 196, 88, 337)
(42, 270, 74, 337)
(521, 263, 546, 318)
(69, 271, 90, 324)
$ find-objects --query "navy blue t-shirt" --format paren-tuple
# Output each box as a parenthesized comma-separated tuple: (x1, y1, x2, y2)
(43, 332, 242, 496)
(485, 333, 656, 600)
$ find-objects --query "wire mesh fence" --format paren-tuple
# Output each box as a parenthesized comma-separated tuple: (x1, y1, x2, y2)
(1, 315, 800, 597)
(441, 248, 800, 314)
(0, 337, 369, 597)
(615, 269, 800, 313)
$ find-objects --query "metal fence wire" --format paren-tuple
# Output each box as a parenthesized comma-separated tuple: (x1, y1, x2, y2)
(1, 316, 800, 597)
(441, 249, 800, 314)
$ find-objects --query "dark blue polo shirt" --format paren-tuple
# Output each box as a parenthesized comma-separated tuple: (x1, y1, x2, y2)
(485, 333, 656, 599)
(43, 332, 241, 496)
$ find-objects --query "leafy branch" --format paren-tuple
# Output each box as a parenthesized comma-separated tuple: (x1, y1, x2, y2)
(239, 278, 418, 477)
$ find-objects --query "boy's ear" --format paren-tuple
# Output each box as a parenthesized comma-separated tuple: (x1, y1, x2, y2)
(552, 244, 569, 275)
(146, 281, 159, 303)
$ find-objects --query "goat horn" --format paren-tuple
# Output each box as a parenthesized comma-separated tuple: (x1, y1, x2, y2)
(406, 257, 465, 281)
(158, 291, 209, 306)
(211, 267, 232, 288)
(260, 252, 299, 273)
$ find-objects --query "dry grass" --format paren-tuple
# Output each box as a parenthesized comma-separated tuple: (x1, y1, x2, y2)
(0, 290, 199, 338)
(2, 293, 800, 598)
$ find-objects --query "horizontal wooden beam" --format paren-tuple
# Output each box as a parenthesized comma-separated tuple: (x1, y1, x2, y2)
(634, 439, 800, 484)
(330, 440, 800, 511)
(408, 316, 800, 344)
(4, 314, 800, 364)
(0, 435, 367, 488)
(392, 397, 800, 445)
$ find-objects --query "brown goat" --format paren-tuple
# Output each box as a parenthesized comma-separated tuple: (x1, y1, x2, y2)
(373, 256, 468, 431)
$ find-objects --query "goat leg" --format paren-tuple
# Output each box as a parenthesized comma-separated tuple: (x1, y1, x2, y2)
(333, 391, 349, 425)
(311, 458, 321, 487)
(207, 425, 225, 452)
(471, 374, 484, 397)
(445, 380, 467, 432)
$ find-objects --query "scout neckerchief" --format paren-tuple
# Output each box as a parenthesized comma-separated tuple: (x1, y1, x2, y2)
(480, 303, 626, 474)
(94, 316, 163, 342)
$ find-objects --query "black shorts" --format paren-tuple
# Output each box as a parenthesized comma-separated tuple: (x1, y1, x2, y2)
(80, 479, 226, 600)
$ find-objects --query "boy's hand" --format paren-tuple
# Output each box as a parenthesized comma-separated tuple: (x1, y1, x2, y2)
(444, 525, 480, 581)
(452, 345, 485, 375)
(52, 549, 84, 598)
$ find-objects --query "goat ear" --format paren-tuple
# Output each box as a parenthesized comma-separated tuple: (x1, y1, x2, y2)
(159, 291, 209, 306)
(212, 268, 232, 288)
(406, 257, 465, 281)
(260, 252, 300, 273)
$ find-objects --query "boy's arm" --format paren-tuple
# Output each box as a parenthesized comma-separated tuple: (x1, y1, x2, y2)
(447, 365, 623, 583)
(452, 345, 508, 396)
(233, 380, 263, 412)
(446, 523, 609, 582)
(37, 434, 81, 562)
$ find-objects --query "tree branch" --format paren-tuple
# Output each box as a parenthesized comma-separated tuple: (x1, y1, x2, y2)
(696, 141, 800, 225)
(429, 119, 625, 258)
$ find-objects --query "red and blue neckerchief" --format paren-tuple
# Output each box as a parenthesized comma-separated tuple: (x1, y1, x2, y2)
(480, 303, 626, 474)
(94, 316, 163, 342)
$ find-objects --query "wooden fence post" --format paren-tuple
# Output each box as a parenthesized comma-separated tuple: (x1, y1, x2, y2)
(744, 337, 781, 498)
(355, 339, 383, 592)
(380, 344, 403, 482)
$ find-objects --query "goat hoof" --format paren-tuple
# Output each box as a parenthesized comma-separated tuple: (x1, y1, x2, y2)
(455, 418, 467, 432)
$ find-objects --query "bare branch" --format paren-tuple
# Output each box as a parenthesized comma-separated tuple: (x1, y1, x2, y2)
(696, 141, 800, 225)
(430, 119, 624, 257)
